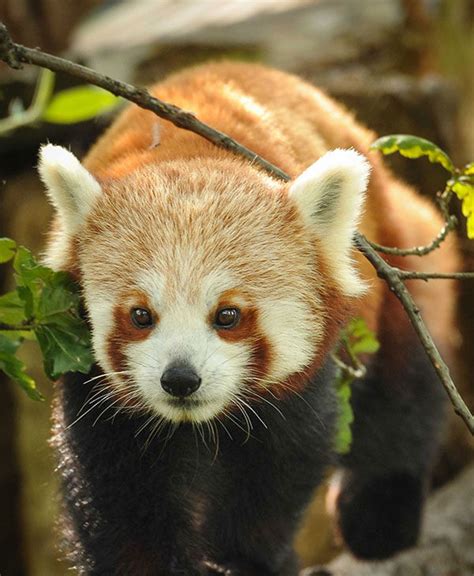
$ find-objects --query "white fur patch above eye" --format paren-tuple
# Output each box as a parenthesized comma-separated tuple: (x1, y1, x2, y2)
(38, 144, 102, 233)
(289, 149, 371, 296)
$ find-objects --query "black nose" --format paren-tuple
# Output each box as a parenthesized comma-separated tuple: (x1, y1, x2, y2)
(160, 364, 201, 398)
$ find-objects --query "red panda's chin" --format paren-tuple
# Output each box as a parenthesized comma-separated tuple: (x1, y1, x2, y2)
(148, 395, 228, 423)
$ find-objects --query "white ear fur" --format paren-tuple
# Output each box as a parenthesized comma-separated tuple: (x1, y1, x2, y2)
(38, 144, 101, 233)
(289, 149, 370, 296)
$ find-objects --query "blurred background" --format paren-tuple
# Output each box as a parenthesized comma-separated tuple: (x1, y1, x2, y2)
(0, 1, 473, 574)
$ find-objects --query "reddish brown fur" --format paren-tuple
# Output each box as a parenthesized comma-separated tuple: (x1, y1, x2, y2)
(62, 61, 460, 418)
(46, 62, 461, 571)
(108, 291, 155, 377)
(82, 62, 458, 353)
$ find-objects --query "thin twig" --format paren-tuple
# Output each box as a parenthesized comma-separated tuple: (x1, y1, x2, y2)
(0, 23, 289, 181)
(332, 354, 367, 380)
(355, 232, 474, 434)
(0, 68, 55, 136)
(398, 270, 474, 280)
(367, 215, 457, 256)
(0, 23, 472, 434)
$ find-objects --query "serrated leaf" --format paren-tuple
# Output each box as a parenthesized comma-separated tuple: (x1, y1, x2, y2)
(334, 375, 354, 455)
(370, 134, 455, 173)
(14, 245, 53, 285)
(0, 333, 43, 400)
(35, 321, 93, 380)
(36, 272, 80, 321)
(333, 318, 380, 454)
(0, 332, 21, 354)
(14, 246, 54, 317)
(345, 318, 380, 355)
(0, 290, 26, 324)
(0, 237, 16, 263)
(16, 285, 35, 318)
(1, 241, 94, 396)
(43, 86, 119, 124)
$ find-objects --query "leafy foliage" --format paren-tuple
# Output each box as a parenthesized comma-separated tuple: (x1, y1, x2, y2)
(334, 318, 380, 454)
(371, 134, 474, 238)
(0, 237, 16, 263)
(0, 238, 94, 399)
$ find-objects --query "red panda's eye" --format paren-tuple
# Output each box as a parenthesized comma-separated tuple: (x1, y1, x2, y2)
(214, 308, 240, 329)
(131, 308, 154, 329)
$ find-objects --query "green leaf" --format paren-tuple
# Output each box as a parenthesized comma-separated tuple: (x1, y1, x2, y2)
(450, 174, 474, 199)
(14, 245, 53, 286)
(333, 318, 380, 454)
(35, 322, 94, 380)
(0, 237, 16, 263)
(0, 241, 94, 398)
(334, 375, 354, 455)
(464, 162, 474, 175)
(33, 271, 94, 379)
(370, 134, 456, 173)
(0, 332, 21, 354)
(14, 245, 53, 317)
(450, 175, 474, 239)
(347, 318, 380, 356)
(467, 215, 474, 239)
(36, 272, 80, 321)
(43, 86, 119, 124)
(0, 290, 26, 324)
(0, 333, 43, 400)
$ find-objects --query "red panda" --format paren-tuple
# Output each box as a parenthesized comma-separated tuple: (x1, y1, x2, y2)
(39, 62, 459, 575)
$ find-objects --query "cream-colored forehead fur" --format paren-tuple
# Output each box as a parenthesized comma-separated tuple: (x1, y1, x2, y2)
(80, 159, 322, 308)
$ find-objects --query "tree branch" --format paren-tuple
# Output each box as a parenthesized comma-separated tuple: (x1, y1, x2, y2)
(366, 215, 457, 256)
(0, 23, 289, 181)
(397, 270, 474, 281)
(354, 233, 474, 434)
(0, 68, 55, 135)
(0, 23, 472, 434)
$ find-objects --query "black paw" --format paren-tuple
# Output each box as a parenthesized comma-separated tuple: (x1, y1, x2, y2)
(337, 471, 423, 560)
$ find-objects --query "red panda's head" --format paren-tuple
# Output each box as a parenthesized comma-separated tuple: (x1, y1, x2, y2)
(38, 146, 369, 423)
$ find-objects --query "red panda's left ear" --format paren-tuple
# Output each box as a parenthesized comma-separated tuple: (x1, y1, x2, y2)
(38, 144, 102, 234)
(289, 149, 370, 296)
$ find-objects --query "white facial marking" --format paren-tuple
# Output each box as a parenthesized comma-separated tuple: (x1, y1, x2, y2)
(84, 294, 116, 376)
(259, 298, 319, 383)
(122, 268, 252, 422)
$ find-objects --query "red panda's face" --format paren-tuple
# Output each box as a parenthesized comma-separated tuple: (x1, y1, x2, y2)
(38, 147, 369, 423)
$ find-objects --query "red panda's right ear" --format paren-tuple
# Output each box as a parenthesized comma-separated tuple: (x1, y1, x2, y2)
(289, 149, 370, 297)
(38, 144, 102, 234)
